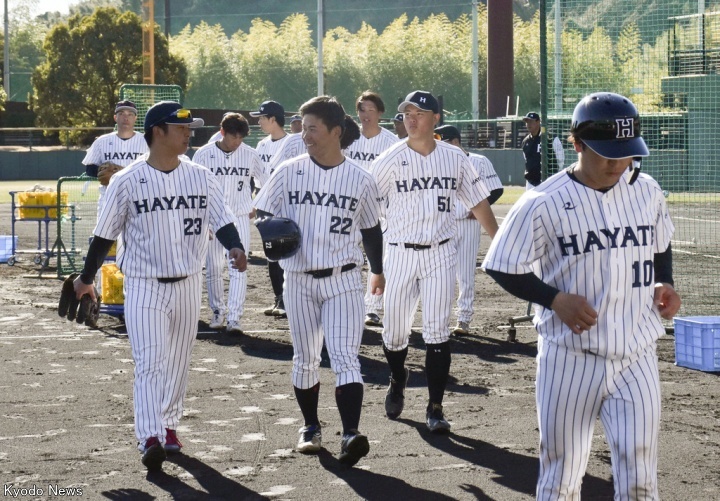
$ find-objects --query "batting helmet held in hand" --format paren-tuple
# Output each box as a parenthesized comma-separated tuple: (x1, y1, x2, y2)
(570, 92, 649, 160)
(255, 216, 302, 261)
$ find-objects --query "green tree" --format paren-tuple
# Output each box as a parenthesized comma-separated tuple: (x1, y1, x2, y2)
(32, 6, 186, 143)
(171, 22, 240, 108)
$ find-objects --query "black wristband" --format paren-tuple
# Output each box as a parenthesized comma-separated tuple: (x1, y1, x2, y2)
(215, 223, 244, 253)
(361, 223, 383, 274)
(80, 236, 115, 284)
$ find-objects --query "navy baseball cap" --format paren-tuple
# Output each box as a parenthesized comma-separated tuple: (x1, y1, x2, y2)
(249, 101, 285, 120)
(434, 125, 461, 142)
(289, 114, 302, 123)
(398, 91, 439, 114)
(144, 101, 204, 131)
(393, 113, 404, 122)
(523, 112, 540, 121)
(115, 100, 137, 114)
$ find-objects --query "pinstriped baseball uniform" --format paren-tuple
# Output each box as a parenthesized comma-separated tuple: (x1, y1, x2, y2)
(343, 127, 399, 168)
(371, 140, 490, 349)
(482, 167, 674, 500)
(343, 127, 399, 318)
(193, 141, 267, 325)
(82, 131, 148, 212)
(454, 152, 502, 324)
(253, 153, 381, 389)
(94, 157, 237, 444)
(256, 132, 305, 181)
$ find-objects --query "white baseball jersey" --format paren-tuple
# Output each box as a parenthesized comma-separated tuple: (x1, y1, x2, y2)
(453, 153, 502, 324)
(192, 141, 267, 217)
(254, 154, 381, 391)
(371, 140, 490, 244)
(192, 141, 264, 325)
(454, 152, 502, 219)
(483, 165, 673, 500)
(254, 154, 381, 272)
(93, 158, 237, 279)
(343, 127, 399, 169)
(82, 131, 148, 168)
(83, 131, 149, 211)
(372, 140, 491, 350)
(256, 132, 305, 180)
(482, 166, 673, 359)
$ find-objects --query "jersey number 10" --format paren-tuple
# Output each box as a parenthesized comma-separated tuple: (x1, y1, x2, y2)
(632, 260, 654, 288)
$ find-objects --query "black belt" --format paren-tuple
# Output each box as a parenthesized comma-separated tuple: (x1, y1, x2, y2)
(305, 263, 356, 279)
(157, 276, 187, 283)
(388, 238, 451, 250)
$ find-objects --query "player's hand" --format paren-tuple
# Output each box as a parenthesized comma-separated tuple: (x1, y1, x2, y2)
(551, 292, 598, 335)
(654, 283, 681, 320)
(369, 273, 385, 296)
(229, 248, 247, 272)
(248, 208, 257, 219)
(74, 275, 97, 301)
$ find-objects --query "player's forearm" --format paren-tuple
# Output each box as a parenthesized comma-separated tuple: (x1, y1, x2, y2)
(80, 236, 115, 284)
(485, 269, 560, 310)
(361, 223, 383, 274)
(215, 223, 245, 253)
(470, 199, 498, 238)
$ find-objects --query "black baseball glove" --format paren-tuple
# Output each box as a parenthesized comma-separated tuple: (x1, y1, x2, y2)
(58, 273, 101, 328)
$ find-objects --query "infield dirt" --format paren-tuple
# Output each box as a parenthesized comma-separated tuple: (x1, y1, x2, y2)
(0, 203, 718, 500)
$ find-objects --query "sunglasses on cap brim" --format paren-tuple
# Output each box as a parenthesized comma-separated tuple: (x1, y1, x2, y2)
(147, 108, 193, 129)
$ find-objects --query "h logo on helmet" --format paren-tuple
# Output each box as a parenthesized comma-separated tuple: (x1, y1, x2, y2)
(616, 118, 634, 138)
(419, 97, 426, 103)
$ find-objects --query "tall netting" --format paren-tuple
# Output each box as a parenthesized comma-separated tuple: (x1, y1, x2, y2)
(542, 1, 720, 316)
(55, 177, 102, 278)
(119, 84, 184, 131)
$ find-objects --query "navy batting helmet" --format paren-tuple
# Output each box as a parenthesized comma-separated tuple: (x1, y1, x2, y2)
(570, 92, 649, 160)
(255, 217, 301, 262)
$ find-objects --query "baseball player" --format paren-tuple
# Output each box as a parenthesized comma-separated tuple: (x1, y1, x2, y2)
(250, 100, 306, 318)
(343, 91, 399, 327)
(193, 113, 267, 333)
(482, 92, 681, 499)
(392, 113, 408, 139)
(371, 90, 498, 433)
(71, 101, 247, 472)
(289, 114, 303, 134)
(434, 125, 504, 336)
(82, 100, 148, 214)
(521, 111, 565, 189)
(254, 96, 384, 467)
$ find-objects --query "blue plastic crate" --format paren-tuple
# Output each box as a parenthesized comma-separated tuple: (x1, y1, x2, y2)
(0, 235, 18, 263)
(674, 316, 720, 372)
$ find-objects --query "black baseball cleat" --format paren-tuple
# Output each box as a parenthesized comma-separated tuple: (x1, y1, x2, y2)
(338, 430, 370, 467)
(384, 367, 409, 420)
(140, 437, 167, 471)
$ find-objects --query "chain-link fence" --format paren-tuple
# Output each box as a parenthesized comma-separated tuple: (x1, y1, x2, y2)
(540, 1, 720, 316)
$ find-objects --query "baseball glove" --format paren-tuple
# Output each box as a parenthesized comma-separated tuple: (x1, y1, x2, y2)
(58, 273, 101, 328)
(97, 162, 123, 186)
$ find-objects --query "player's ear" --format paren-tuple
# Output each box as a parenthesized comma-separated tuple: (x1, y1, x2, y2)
(573, 140, 584, 153)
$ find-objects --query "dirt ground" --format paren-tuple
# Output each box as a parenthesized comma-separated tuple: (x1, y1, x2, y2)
(0, 202, 718, 501)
